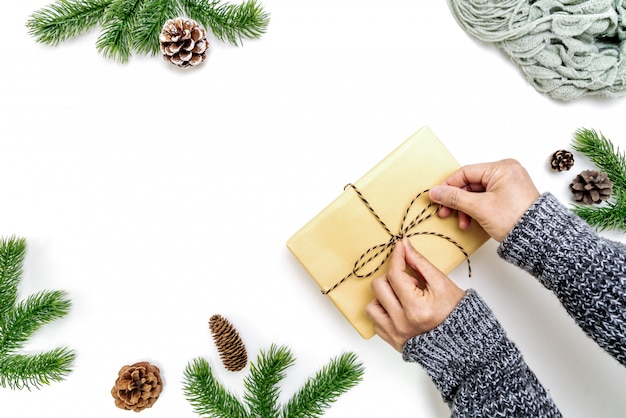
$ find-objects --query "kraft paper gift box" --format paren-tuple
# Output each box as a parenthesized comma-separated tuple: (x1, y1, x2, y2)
(286, 126, 490, 339)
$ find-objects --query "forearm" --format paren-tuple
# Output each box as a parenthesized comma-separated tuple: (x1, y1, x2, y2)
(498, 193, 626, 365)
(403, 290, 561, 417)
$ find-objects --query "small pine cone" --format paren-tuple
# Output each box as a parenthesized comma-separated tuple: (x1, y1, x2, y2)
(570, 170, 613, 204)
(111, 362, 162, 412)
(550, 149, 575, 171)
(209, 314, 248, 372)
(160, 17, 209, 68)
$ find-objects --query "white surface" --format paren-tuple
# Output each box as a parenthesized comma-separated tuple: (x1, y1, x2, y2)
(2, 1, 626, 417)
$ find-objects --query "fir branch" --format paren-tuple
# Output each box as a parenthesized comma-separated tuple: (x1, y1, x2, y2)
(0, 290, 72, 356)
(0, 348, 76, 390)
(96, 0, 145, 62)
(26, 0, 112, 45)
(571, 190, 626, 231)
(0, 237, 76, 390)
(183, 0, 270, 46)
(0, 237, 26, 319)
(132, 0, 182, 55)
(571, 128, 626, 231)
(243, 344, 294, 417)
(183, 357, 250, 418)
(281, 352, 364, 418)
(183, 345, 363, 418)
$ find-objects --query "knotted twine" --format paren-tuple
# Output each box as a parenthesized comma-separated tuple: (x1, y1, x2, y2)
(322, 184, 471, 295)
(447, 0, 626, 100)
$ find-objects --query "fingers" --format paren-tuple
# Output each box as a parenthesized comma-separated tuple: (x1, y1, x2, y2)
(365, 297, 403, 351)
(430, 185, 482, 221)
(400, 238, 446, 290)
(441, 162, 494, 189)
(386, 240, 424, 307)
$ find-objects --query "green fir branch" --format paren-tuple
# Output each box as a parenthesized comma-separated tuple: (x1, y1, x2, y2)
(0, 236, 25, 319)
(0, 237, 76, 390)
(183, 345, 364, 418)
(281, 352, 365, 418)
(25, 0, 112, 45)
(183, 0, 270, 46)
(571, 128, 626, 231)
(0, 348, 76, 390)
(183, 357, 250, 418)
(95, 0, 145, 62)
(132, 0, 182, 55)
(243, 344, 295, 417)
(0, 290, 72, 356)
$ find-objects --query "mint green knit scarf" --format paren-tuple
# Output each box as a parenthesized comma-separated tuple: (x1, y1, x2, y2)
(448, 0, 626, 100)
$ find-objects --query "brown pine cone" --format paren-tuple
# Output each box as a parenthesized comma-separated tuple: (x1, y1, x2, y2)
(111, 362, 162, 412)
(209, 314, 248, 372)
(570, 170, 613, 204)
(550, 149, 575, 171)
(160, 17, 209, 68)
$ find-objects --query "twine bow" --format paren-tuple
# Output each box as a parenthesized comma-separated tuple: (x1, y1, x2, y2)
(322, 184, 471, 295)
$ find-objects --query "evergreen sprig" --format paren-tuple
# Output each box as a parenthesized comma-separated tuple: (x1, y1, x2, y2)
(26, 0, 270, 62)
(0, 237, 76, 390)
(571, 128, 626, 231)
(184, 0, 270, 46)
(182, 344, 365, 418)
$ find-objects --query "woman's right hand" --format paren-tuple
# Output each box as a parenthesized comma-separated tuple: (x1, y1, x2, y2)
(428, 159, 540, 242)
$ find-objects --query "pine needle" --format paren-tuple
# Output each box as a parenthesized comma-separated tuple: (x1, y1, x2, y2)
(26, 0, 112, 45)
(571, 128, 626, 231)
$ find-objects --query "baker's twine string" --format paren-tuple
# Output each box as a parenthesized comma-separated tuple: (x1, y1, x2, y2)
(322, 184, 471, 295)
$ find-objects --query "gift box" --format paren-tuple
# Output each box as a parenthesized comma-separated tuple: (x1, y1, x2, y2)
(286, 126, 490, 339)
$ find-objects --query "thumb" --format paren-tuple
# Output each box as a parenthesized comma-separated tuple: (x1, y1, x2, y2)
(430, 185, 480, 217)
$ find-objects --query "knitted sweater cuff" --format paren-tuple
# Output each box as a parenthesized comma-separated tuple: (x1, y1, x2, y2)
(497, 192, 585, 290)
(402, 289, 516, 400)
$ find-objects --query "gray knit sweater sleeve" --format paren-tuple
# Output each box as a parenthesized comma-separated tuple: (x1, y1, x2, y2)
(497, 192, 626, 365)
(402, 192, 626, 416)
(402, 289, 561, 416)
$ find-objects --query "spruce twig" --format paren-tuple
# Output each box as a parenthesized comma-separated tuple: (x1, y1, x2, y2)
(182, 344, 364, 417)
(183, 0, 270, 46)
(571, 128, 626, 231)
(95, 0, 144, 62)
(183, 357, 250, 418)
(243, 344, 294, 417)
(132, 0, 181, 55)
(0, 237, 76, 390)
(25, 0, 111, 45)
(281, 352, 365, 418)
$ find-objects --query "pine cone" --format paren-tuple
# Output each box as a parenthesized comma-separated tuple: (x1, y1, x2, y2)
(550, 149, 575, 171)
(209, 314, 248, 372)
(111, 362, 162, 412)
(570, 170, 613, 204)
(160, 17, 209, 68)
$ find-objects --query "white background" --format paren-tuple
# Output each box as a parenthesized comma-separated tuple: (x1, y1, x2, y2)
(2, 0, 626, 417)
